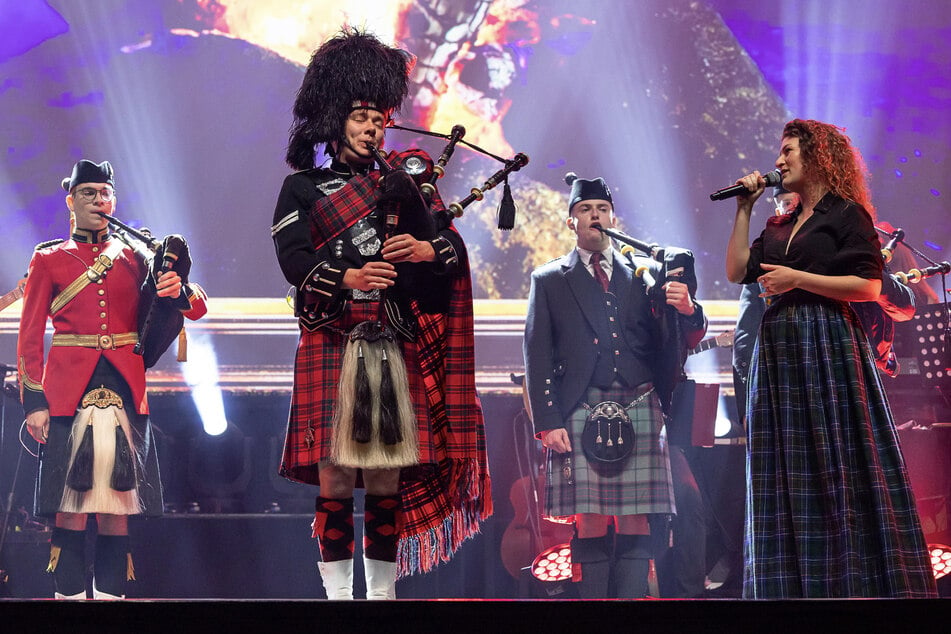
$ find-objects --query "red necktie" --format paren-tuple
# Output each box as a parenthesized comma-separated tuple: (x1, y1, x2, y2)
(590, 252, 610, 292)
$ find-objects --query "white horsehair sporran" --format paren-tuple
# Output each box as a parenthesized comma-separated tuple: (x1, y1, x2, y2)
(332, 319, 419, 469)
(60, 385, 141, 515)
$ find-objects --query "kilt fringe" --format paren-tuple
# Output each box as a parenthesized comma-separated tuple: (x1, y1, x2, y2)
(396, 458, 492, 578)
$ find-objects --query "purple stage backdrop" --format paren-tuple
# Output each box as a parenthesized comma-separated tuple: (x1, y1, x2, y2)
(1, 0, 948, 303)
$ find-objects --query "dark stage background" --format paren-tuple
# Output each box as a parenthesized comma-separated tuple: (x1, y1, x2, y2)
(1, 0, 950, 601)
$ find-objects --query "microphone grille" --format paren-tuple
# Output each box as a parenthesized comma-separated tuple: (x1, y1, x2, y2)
(564, 172, 578, 186)
(764, 169, 782, 187)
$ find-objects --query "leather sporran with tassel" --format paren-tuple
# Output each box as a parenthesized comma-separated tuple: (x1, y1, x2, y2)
(580, 401, 635, 466)
(331, 320, 419, 469)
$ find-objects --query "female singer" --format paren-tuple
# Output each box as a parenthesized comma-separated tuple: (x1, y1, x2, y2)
(725, 119, 937, 598)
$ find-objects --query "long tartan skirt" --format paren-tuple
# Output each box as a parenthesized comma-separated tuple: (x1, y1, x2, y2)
(544, 384, 675, 520)
(743, 295, 937, 598)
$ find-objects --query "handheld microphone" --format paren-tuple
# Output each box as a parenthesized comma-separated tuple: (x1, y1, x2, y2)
(710, 169, 782, 201)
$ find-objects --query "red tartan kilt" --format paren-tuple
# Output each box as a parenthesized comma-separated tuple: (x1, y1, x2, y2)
(280, 301, 432, 485)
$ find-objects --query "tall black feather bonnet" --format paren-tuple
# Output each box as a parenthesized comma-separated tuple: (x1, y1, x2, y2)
(286, 28, 413, 171)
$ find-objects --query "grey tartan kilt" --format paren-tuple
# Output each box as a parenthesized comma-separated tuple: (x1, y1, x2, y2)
(544, 384, 675, 519)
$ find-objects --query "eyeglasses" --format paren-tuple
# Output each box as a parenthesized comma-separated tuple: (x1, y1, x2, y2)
(75, 186, 115, 203)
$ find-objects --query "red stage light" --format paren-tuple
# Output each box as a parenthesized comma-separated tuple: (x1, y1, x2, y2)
(930, 544, 951, 580)
(530, 543, 572, 582)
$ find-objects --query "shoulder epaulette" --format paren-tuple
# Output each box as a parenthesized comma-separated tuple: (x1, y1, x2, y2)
(34, 238, 65, 251)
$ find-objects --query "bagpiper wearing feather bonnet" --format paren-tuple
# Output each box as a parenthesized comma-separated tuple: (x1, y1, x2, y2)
(272, 27, 492, 599)
(286, 28, 413, 170)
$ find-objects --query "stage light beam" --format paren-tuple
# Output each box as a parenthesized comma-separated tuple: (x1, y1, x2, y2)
(180, 332, 227, 436)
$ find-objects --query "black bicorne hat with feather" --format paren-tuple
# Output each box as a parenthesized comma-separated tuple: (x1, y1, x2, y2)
(286, 28, 413, 171)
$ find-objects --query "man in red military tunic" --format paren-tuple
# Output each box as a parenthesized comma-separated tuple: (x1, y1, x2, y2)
(18, 159, 207, 599)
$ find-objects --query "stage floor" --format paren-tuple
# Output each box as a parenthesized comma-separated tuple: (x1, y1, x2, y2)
(1, 597, 947, 632)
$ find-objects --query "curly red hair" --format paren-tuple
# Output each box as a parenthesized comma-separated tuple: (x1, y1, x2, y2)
(782, 119, 876, 221)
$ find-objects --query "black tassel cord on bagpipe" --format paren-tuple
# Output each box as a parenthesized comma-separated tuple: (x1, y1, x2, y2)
(388, 123, 530, 229)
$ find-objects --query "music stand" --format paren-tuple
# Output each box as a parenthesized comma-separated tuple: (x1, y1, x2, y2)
(908, 303, 951, 383)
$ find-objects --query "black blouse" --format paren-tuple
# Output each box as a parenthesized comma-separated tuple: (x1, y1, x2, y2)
(741, 192, 883, 286)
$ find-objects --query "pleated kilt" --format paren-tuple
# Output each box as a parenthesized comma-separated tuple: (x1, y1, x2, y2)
(544, 383, 675, 520)
(743, 293, 937, 598)
(280, 301, 430, 485)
